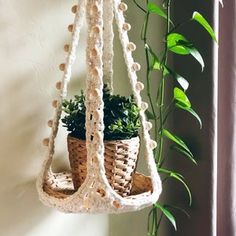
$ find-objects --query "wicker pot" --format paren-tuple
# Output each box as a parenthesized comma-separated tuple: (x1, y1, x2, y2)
(67, 135, 140, 197)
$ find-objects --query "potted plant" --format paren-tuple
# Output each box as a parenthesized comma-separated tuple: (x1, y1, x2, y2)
(62, 85, 141, 197)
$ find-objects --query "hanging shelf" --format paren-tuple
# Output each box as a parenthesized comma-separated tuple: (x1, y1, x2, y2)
(37, 0, 162, 214)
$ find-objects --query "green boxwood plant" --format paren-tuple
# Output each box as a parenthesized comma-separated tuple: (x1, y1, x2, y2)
(62, 85, 141, 140)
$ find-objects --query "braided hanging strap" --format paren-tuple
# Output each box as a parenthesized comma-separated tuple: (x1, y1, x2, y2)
(84, 0, 107, 186)
(37, 0, 87, 200)
(113, 0, 162, 198)
(102, 0, 114, 92)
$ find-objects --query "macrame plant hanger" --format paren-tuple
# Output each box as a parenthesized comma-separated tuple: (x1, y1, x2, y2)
(37, 0, 162, 213)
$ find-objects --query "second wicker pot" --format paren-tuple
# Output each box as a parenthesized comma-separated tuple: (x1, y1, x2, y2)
(67, 135, 140, 197)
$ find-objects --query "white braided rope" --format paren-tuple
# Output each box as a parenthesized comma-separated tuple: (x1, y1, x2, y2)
(85, 0, 106, 185)
(37, 0, 87, 200)
(102, 0, 114, 92)
(43, 2, 86, 182)
(113, 0, 162, 197)
(37, 0, 162, 213)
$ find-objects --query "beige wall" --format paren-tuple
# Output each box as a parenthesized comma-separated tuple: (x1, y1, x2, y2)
(0, 1, 162, 236)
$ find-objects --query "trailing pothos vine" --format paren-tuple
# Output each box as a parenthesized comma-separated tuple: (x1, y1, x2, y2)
(133, 0, 217, 235)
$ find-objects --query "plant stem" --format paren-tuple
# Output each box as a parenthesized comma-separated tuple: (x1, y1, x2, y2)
(133, 0, 147, 13)
(142, 0, 158, 143)
(156, 0, 171, 166)
(134, 0, 173, 235)
(156, 213, 164, 232)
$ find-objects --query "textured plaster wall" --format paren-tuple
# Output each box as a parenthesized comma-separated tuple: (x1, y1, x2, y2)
(0, 1, 163, 236)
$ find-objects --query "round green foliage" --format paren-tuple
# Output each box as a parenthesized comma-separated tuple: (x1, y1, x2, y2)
(62, 85, 141, 140)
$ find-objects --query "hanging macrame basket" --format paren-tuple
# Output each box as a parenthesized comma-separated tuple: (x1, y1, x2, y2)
(37, 0, 162, 214)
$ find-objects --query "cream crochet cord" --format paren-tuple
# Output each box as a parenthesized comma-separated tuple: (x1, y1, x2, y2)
(37, 0, 162, 213)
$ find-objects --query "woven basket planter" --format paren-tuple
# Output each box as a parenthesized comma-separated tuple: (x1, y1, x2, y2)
(67, 135, 140, 197)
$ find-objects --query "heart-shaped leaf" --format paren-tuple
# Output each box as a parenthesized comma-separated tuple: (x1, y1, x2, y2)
(171, 145, 197, 165)
(174, 87, 191, 108)
(148, 2, 167, 19)
(192, 11, 217, 43)
(162, 129, 193, 157)
(167, 33, 205, 70)
(176, 74, 189, 91)
(154, 203, 177, 230)
(176, 102, 202, 129)
(188, 47, 205, 71)
(145, 44, 170, 75)
(167, 33, 190, 55)
(158, 168, 192, 206)
(147, 3, 174, 25)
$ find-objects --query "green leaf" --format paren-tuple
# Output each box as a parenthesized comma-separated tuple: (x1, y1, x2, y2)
(188, 47, 205, 71)
(164, 66, 189, 91)
(158, 168, 184, 179)
(176, 102, 202, 129)
(171, 145, 197, 165)
(167, 33, 205, 70)
(192, 11, 217, 43)
(162, 129, 193, 157)
(145, 44, 169, 75)
(167, 33, 190, 55)
(154, 203, 177, 230)
(153, 59, 169, 75)
(175, 73, 189, 91)
(164, 204, 190, 218)
(174, 87, 191, 108)
(147, 3, 167, 19)
(170, 172, 192, 206)
(147, 3, 174, 25)
(146, 44, 198, 93)
(158, 168, 192, 205)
